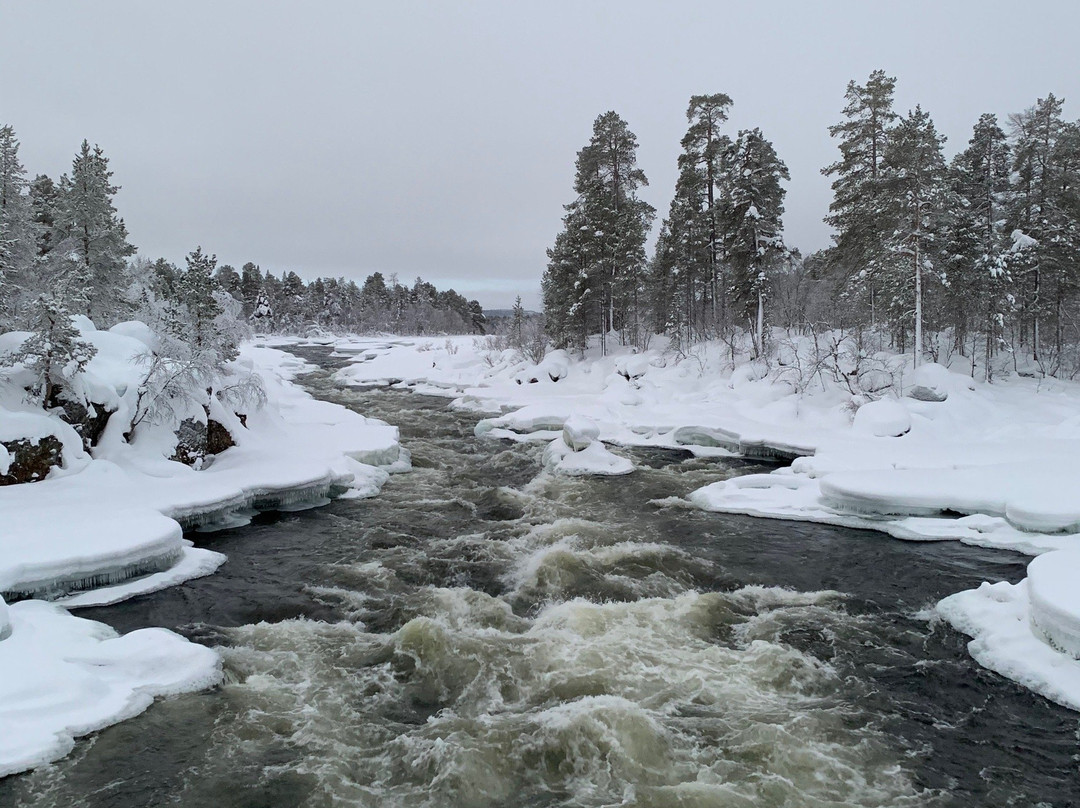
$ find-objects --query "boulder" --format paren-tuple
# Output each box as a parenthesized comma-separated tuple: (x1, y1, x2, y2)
(0, 435, 65, 485)
(908, 362, 950, 402)
(58, 398, 113, 452)
(171, 418, 207, 466)
(206, 418, 236, 455)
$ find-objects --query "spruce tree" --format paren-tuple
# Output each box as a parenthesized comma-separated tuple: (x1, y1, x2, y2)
(14, 295, 97, 408)
(0, 125, 37, 328)
(822, 70, 898, 323)
(53, 141, 136, 325)
(877, 106, 951, 364)
(717, 128, 790, 357)
(946, 113, 1012, 374)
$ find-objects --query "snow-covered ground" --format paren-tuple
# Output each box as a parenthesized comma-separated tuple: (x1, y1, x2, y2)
(320, 332, 1080, 713)
(0, 326, 407, 776)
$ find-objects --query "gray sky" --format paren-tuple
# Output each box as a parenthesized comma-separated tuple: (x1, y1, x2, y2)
(2, 1, 1078, 309)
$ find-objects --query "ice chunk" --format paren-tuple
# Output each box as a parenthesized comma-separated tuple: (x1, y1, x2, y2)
(851, 398, 911, 437)
(1028, 549, 1080, 659)
(562, 414, 599, 451)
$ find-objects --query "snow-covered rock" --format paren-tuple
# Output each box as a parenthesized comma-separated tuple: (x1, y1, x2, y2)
(542, 437, 633, 476)
(0, 600, 221, 778)
(851, 398, 911, 437)
(908, 362, 951, 402)
(0, 596, 9, 641)
(562, 414, 599, 451)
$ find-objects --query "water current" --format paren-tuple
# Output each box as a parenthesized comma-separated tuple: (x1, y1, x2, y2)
(2, 346, 1077, 807)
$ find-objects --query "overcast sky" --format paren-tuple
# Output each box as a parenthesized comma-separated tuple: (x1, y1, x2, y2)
(2, 1, 1078, 309)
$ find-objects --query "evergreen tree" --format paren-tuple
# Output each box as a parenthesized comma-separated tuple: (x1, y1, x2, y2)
(717, 128, 790, 357)
(29, 174, 59, 257)
(53, 141, 136, 324)
(822, 70, 898, 323)
(0, 125, 37, 327)
(946, 113, 1012, 374)
(544, 111, 654, 353)
(14, 295, 97, 408)
(877, 106, 951, 364)
(509, 295, 526, 350)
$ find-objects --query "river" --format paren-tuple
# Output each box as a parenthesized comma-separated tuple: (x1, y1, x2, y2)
(2, 346, 1076, 807)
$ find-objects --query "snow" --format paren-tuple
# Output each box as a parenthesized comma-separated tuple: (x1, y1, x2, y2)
(0, 600, 221, 778)
(543, 437, 634, 476)
(562, 414, 600, 451)
(1027, 549, 1080, 659)
(0, 325, 408, 777)
(323, 332, 1080, 711)
(937, 575, 1080, 712)
(0, 335, 404, 602)
(851, 398, 911, 437)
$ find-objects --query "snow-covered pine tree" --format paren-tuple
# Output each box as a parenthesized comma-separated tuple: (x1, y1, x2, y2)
(14, 295, 97, 408)
(544, 111, 654, 353)
(52, 141, 136, 325)
(822, 70, 898, 324)
(946, 113, 1012, 376)
(717, 128, 790, 358)
(1007, 95, 1080, 366)
(877, 106, 951, 365)
(681, 94, 734, 326)
(29, 174, 60, 258)
(0, 125, 38, 328)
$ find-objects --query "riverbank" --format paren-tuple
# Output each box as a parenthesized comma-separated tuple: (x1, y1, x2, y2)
(0, 342, 406, 777)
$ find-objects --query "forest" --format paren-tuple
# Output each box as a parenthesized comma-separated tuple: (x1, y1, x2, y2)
(543, 71, 1080, 381)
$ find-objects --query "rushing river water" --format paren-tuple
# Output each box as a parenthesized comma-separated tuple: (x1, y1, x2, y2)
(3, 346, 1078, 807)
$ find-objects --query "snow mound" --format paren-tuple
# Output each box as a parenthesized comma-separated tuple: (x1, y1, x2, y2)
(0, 596, 9, 641)
(852, 398, 911, 437)
(514, 350, 570, 384)
(562, 414, 599, 451)
(1028, 549, 1080, 658)
(908, 362, 951, 402)
(542, 438, 633, 476)
(0, 600, 222, 778)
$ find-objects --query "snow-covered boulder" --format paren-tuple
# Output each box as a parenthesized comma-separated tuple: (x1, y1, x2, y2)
(0, 596, 9, 642)
(852, 398, 911, 437)
(542, 438, 633, 476)
(908, 362, 950, 402)
(562, 415, 599, 451)
(108, 320, 159, 351)
(1028, 549, 1080, 659)
(514, 350, 570, 384)
(0, 411, 85, 485)
(614, 353, 652, 381)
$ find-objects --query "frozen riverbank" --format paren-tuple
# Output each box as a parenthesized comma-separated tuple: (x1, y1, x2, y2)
(323, 333, 1080, 712)
(0, 339, 405, 777)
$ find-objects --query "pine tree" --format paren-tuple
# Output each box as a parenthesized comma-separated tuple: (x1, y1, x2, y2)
(0, 125, 37, 328)
(544, 111, 654, 353)
(14, 295, 97, 408)
(877, 106, 951, 364)
(509, 295, 526, 350)
(717, 128, 790, 357)
(946, 113, 1012, 375)
(53, 141, 136, 324)
(822, 70, 898, 323)
(29, 174, 59, 257)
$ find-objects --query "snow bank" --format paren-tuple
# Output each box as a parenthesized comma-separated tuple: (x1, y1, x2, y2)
(0, 340, 403, 603)
(0, 600, 221, 778)
(937, 576, 1080, 712)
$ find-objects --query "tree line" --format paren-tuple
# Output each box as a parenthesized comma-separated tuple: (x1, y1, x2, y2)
(542, 73, 1080, 379)
(0, 127, 487, 341)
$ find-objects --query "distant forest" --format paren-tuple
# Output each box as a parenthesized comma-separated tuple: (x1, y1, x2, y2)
(0, 135, 486, 338)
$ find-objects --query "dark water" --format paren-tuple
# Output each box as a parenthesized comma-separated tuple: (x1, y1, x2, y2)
(2, 347, 1078, 807)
